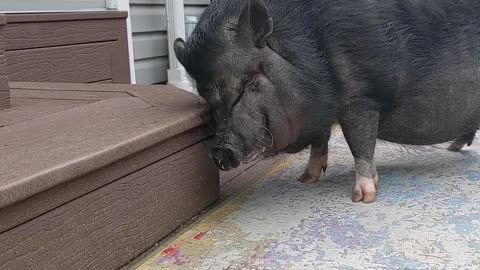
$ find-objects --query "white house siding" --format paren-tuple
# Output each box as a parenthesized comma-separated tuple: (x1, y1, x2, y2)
(130, 0, 210, 84)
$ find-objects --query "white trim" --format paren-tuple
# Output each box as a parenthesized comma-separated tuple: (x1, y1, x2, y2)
(165, 0, 196, 94)
(108, 0, 137, 84)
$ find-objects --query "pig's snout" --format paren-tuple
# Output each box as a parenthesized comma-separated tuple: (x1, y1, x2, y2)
(211, 145, 240, 171)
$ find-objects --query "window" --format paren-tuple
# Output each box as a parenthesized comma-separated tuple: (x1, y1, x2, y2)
(0, 0, 108, 13)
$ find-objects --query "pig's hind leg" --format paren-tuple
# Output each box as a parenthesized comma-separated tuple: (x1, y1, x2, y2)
(298, 130, 330, 183)
(447, 129, 478, 151)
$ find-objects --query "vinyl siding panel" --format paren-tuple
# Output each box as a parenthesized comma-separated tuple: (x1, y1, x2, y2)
(130, 0, 209, 85)
(0, 0, 107, 12)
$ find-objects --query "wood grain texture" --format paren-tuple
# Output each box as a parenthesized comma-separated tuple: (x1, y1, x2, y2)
(0, 97, 153, 208)
(111, 18, 131, 84)
(0, 77, 9, 110)
(3, 19, 125, 51)
(4, 12, 131, 84)
(0, 99, 91, 127)
(0, 25, 4, 54)
(94, 79, 114, 84)
(0, 102, 207, 208)
(8, 82, 205, 106)
(0, 14, 6, 26)
(0, 55, 6, 75)
(5, 11, 128, 23)
(0, 18, 9, 110)
(6, 42, 115, 83)
(0, 91, 9, 110)
(0, 82, 216, 269)
(0, 126, 210, 233)
(11, 88, 131, 101)
(0, 142, 219, 270)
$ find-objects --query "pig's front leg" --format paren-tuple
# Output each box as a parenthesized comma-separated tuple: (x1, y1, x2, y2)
(298, 130, 331, 183)
(339, 104, 379, 203)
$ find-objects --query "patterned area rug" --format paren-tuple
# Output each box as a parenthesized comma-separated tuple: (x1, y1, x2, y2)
(136, 131, 480, 270)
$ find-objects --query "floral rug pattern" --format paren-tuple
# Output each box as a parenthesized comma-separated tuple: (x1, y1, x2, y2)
(136, 131, 480, 270)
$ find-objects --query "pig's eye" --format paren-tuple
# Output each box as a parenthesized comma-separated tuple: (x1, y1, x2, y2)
(229, 83, 246, 112)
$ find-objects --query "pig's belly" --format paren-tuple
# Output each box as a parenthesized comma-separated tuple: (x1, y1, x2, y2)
(377, 74, 480, 145)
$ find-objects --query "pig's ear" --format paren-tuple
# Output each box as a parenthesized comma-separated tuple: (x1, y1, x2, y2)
(237, 0, 273, 48)
(174, 38, 187, 66)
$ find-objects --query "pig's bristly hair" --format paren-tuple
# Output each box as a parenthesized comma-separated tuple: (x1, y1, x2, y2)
(184, 0, 338, 134)
(182, 1, 241, 80)
(183, 0, 480, 145)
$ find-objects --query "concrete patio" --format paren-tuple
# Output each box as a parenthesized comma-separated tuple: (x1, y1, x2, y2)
(133, 129, 480, 270)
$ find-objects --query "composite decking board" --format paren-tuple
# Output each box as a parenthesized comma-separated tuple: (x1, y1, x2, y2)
(0, 78, 220, 269)
(6, 42, 115, 83)
(95, 79, 114, 84)
(0, 93, 9, 110)
(9, 82, 205, 108)
(5, 11, 128, 23)
(4, 12, 131, 84)
(0, 97, 150, 146)
(0, 97, 152, 207)
(10, 81, 187, 93)
(0, 17, 9, 111)
(0, 76, 8, 110)
(110, 19, 131, 84)
(10, 88, 132, 101)
(0, 126, 210, 233)
(0, 98, 91, 127)
(0, 103, 207, 209)
(0, 142, 218, 270)
(4, 19, 125, 51)
(9, 81, 132, 92)
(0, 55, 6, 74)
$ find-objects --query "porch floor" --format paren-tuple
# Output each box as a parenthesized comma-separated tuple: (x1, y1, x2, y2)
(134, 130, 480, 270)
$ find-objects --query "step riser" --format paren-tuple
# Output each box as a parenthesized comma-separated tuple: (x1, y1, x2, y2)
(0, 14, 10, 110)
(0, 127, 218, 270)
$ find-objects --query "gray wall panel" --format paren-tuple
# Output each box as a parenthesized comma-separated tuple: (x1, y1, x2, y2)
(130, 0, 209, 84)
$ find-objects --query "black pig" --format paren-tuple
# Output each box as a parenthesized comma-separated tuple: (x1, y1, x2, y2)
(174, 0, 480, 203)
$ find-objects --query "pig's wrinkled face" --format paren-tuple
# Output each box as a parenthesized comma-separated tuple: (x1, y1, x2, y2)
(174, 0, 304, 170)
(198, 59, 292, 171)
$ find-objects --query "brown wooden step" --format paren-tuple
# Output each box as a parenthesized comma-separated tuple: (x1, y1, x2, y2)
(0, 14, 10, 110)
(0, 82, 218, 270)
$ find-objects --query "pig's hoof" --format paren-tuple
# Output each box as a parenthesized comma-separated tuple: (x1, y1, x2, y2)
(447, 142, 465, 152)
(352, 174, 378, 203)
(298, 171, 320, 183)
(298, 153, 328, 184)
